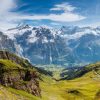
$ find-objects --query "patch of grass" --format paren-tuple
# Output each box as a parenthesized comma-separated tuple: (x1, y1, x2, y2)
(7, 87, 41, 100)
(0, 59, 22, 70)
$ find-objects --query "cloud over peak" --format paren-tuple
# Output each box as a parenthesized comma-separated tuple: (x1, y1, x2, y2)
(18, 2, 86, 22)
(0, 0, 86, 30)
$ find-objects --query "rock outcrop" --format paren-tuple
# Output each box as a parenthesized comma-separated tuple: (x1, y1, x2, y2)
(0, 51, 41, 97)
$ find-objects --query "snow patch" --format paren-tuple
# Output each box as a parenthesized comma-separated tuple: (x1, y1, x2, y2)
(27, 30, 38, 43)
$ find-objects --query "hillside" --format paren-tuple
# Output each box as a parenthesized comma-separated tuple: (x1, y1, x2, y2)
(0, 51, 42, 99)
(39, 62, 100, 100)
(0, 51, 100, 100)
(60, 62, 100, 80)
(0, 85, 40, 100)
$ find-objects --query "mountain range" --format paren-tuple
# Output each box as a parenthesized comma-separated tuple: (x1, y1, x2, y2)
(1, 25, 100, 67)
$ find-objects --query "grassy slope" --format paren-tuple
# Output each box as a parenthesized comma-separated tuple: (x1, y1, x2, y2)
(0, 59, 40, 100)
(0, 59, 22, 69)
(0, 85, 40, 100)
(40, 70, 100, 100)
(0, 71, 99, 100)
(0, 58, 100, 100)
(39, 62, 100, 100)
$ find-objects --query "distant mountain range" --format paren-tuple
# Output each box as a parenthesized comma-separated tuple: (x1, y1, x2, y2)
(1, 25, 100, 67)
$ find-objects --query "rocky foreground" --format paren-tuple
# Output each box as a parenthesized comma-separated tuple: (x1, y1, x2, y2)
(0, 51, 41, 97)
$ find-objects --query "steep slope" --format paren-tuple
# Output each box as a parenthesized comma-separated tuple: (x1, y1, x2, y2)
(60, 26, 100, 66)
(0, 50, 33, 68)
(15, 26, 72, 65)
(0, 51, 41, 97)
(3, 25, 100, 67)
(0, 32, 16, 53)
(4, 25, 75, 66)
(0, 85, 40, 100)
(60, 61, 100, 80)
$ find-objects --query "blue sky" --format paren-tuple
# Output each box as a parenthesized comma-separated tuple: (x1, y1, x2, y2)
(0, 0, 100, 30)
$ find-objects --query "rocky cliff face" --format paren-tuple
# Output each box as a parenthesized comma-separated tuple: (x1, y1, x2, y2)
(14, 26, 72, 65)
(0, 51, 41, 97)
(2, 25, 100, 66)
(0, 50, 32, 68)
(0, 32, 16, 53)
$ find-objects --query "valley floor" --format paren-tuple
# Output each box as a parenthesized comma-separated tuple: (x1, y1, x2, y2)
(40, 71, 100, 100)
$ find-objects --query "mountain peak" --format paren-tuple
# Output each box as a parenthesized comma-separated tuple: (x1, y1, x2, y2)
(1, 25, 100, 66)
(17, 24, 30, 30)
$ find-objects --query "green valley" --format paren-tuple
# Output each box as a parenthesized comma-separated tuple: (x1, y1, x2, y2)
(0, 51, 100, 100)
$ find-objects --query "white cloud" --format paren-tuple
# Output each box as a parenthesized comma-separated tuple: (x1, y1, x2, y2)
(15, 3, 85, 22)
(50, 3, 76, 12)
(0, 0, 16, 13)
(12, 13, 85, 22)
(0, 0, 18, 30)
(0, 1, 86, 30)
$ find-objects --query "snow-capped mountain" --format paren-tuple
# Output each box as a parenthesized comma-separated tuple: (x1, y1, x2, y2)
(13, 25, 73, 65)
(1, 25, 100, 67)
(60, 26, 100, 65)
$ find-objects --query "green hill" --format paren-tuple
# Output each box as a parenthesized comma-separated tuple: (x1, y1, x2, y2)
(39, 62, 100, 100)
(0, 50, 100, 100)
